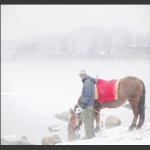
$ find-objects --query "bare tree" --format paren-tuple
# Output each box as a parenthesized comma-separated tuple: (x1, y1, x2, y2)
(16, 42, 42, 59)
(122, 31, 132, 52)
(70, 36, 77, 54)
(88, 34, 99, 59)
(104, 31, 112, 53)
(135, 32, 143, 47)
(60, 36, 69, 54)
(146, 32, 150, 47)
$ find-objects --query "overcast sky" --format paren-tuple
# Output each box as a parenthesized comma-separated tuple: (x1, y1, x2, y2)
(1, 5, 150, 40)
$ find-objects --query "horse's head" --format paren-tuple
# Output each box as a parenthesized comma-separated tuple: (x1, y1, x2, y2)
(67, 107, 81, 134)
(67, 108, 77, 133)
(67, 96, 82, 133)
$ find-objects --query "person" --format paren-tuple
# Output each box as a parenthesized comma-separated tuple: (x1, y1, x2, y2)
(79, 69, 97, 140)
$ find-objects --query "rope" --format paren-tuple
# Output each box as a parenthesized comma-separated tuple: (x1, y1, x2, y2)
(76, 103, 104, 116)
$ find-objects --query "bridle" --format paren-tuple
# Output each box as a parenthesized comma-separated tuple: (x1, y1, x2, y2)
(68, 109, 82, 130)
(68, 110, 77, 127)
(68, 114, 75, 126)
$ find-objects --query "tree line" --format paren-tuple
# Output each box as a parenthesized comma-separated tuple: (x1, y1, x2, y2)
(15, 30, 150, 61)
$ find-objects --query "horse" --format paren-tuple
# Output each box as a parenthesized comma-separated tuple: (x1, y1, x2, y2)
(67, 76, 146, 134)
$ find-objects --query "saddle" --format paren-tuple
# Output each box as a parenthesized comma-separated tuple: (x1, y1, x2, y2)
(94, 78, 120, 102)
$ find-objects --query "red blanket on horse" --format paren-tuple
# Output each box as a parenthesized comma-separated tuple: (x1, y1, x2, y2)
(95, 78, 119, 102)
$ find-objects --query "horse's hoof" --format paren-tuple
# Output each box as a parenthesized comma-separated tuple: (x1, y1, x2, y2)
(128, 127, 134, 132)
(135, 125, 141, 130)
(94, 125, 100, 133)
(94, 128, 99, 133)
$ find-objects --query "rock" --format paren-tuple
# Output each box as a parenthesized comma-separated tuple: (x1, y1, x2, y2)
(105, 115, 121, 129)
(42, 134, 62, 145)
(135, 137, 142, 140)
(1, 134, 35, 145)
(48, 125, 65, 132)
(55, 111, 70, 121)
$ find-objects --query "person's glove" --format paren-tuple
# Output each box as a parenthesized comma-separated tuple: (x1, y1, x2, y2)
(81, 102, 88, 109)
(76, 107, 83, 113)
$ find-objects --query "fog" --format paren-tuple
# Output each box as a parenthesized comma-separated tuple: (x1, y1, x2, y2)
(1, 59, 150, 144)
(1, 4, 150, 145)
(2, 5, 150, 41)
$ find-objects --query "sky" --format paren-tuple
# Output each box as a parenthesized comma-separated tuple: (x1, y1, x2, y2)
(1, 4, 150, 41)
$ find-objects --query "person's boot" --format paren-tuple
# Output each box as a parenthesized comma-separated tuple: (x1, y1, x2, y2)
(92, 130, 95, 137)
(82, 134, 93, 140)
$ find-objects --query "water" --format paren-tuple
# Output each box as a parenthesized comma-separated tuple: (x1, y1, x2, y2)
(1, 59, 150, 145)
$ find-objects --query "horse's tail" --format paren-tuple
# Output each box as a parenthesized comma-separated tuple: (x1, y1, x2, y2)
(138, 79, 146, 125)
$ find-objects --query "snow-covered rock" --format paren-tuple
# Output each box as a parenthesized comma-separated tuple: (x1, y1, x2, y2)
(48, 125, 65, 132)
(105, 115, 121, 129)
(42, 134, 62, 145)
(1, 134, 35, 145)
(55, 111, 70, 121)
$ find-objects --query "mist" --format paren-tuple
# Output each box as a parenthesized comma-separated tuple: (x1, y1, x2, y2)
(1, 5, 150, 145)
(1, 5, 150, 41)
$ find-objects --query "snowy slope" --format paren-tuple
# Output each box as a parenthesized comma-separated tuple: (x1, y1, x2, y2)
(58, 123, 150, 145)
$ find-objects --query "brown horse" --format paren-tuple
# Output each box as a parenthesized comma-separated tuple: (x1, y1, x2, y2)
(67, 76, 146, 134)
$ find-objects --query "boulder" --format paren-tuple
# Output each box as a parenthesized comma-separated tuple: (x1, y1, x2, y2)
(48, 125, 65, 132)
(55, 111, 70, 121)
(1, 134, 35, 145)
(105, 115, 121, 129)
(42, 134, 62, 145)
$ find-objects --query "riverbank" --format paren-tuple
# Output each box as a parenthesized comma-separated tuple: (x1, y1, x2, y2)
(57, 122, 150, 145)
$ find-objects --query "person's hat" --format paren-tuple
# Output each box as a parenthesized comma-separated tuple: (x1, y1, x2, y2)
(79, 69, 87, 77)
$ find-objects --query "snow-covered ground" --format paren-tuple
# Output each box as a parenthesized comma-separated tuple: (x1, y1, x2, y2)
(58, 123, 150, 145)
(1, 60, 150, 144)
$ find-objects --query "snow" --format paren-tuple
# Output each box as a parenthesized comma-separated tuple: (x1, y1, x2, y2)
(1, 60, 150, 145)
(57, 123, 150, 145)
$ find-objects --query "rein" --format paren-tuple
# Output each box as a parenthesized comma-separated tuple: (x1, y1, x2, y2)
(68, 110, 83, 130)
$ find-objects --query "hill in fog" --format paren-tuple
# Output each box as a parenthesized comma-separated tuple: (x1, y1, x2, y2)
(1, 26, 133, 59)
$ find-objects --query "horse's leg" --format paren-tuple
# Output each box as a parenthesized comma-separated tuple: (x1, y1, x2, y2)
(93, 100, 101, 133)
(136, 105, 145, 129)
(136, 82, 146, 129)
(128, 100, 139, 131)
(135, 105, 145, 129)
(94, 112, 100, 133)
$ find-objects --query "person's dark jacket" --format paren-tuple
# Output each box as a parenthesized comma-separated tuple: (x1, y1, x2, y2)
(80, 75, 97, 109)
